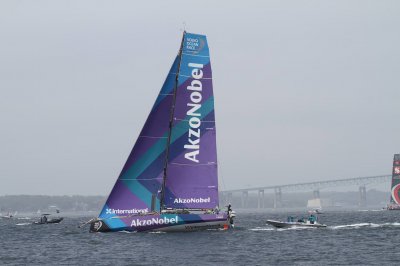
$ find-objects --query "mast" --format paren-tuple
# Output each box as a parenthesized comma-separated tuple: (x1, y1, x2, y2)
(159, 31, 186, 211)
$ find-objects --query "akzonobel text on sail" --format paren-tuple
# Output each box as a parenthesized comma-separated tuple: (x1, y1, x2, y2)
(184, 62, 204, 163)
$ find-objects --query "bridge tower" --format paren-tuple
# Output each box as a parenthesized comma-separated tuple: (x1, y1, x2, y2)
(227, 192, 233, 205)
(220, 192, 228, 205)
(241, 191, 248, 208)
(313, 190, 320, 199)
(274, 187, 282, 209)
(359, 185, 367, 207)
(258, 189, 265, 209)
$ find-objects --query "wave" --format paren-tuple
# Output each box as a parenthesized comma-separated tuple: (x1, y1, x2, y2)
(330, 222, 400, 229)
(118, 230, 137, 234)
(250, 226, 316, 231)
(358, 209, 385, 212)
(148, 231, 166, 234)
(249, 227, 275, 231)
(277, 226, 319, 231)
(253, 222, 400, 231)
(16, 222, 31, 226)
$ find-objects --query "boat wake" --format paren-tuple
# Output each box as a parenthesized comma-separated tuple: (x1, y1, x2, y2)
(118, 230, 137, 234)
(358, 209, 385, 212)
(276, 226, 319, 231)
(249, 227, 275, 231)
(250, 227, 315, 231)
(252, 222, 400, 232)
(330, 222, 400, 230)
(16, 222, 31, 226)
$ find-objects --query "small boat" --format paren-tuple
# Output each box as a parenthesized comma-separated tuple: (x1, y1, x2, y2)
(387, 154, 400, 211)
(1, 211, 17, 219)
(308, 209, 323, 214)
(266, 215, 327, 228)
(88, 31, 235, 233)
(33, 214, 63, 224)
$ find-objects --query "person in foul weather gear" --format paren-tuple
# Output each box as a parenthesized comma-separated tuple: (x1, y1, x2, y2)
(227, 203, 235, 227)
(227, 204, 232, 214)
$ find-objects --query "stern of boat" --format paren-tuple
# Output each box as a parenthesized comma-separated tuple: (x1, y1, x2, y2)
(90, 219, 111, 233)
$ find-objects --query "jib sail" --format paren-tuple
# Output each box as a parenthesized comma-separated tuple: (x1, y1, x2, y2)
(99, 56, 179, 219)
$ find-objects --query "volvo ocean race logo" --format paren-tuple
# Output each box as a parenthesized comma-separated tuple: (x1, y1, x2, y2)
(184, 61, 204, 163)
(186, 37, 205, 53)
(173, 197, 211, 204)
(130, 216, 179, 227)
(105, 208, 148, 215)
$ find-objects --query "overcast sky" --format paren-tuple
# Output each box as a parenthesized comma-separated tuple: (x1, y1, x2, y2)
(0, 0, 399, 195)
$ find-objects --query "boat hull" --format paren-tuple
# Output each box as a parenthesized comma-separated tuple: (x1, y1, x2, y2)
(387, 205, 400, 210)
(90, 213, 229, 233)
(266, 219, 327, 228)
(33, 218, 64, 224)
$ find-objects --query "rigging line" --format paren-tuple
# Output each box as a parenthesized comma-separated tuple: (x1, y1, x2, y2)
(139, 136, 168, 139)
(170, 162, 217, 166)
(178, 73, 212, 79)
(218, 159, 227, 192)
(160, 31, 186, 211)
(182, 52, 210, 58)
(120, 178, 163, 181)
(174, 118, 216, 122)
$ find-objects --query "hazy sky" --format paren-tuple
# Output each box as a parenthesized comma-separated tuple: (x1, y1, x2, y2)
(1, 0, 399, 195)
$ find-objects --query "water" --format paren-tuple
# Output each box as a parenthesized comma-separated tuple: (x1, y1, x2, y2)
(1, 210, 400, 265)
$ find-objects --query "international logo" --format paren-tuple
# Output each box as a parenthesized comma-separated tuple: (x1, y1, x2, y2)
(130, 216, 179, 227)
(105, 208, 149, 215)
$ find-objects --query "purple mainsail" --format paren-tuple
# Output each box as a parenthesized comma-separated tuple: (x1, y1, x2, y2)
(163, 33, 219, 209)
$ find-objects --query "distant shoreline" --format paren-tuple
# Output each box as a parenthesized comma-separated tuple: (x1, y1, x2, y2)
(0, 191, 389, 213)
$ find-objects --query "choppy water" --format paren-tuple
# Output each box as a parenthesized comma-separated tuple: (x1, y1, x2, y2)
(1, 209, 400, 265)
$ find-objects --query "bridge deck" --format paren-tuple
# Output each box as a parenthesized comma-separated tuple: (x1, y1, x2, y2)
(222, 174, 391, 193)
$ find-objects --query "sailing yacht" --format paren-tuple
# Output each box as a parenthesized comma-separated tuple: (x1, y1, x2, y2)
(90, 32, 235, 232)
(387, 154, 400, 210)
